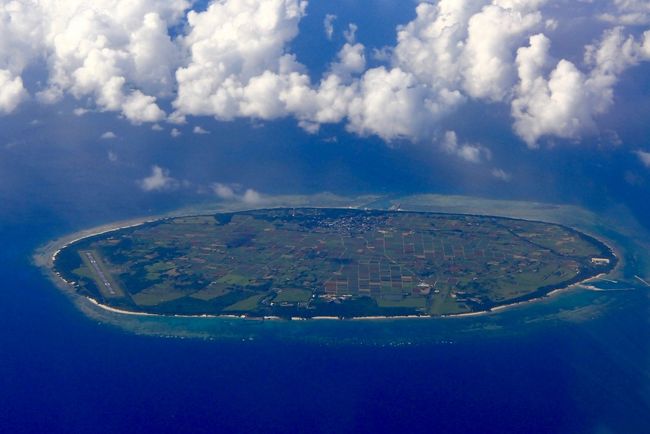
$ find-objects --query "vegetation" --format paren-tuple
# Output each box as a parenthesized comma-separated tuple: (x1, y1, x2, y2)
(54, 208, 616, 318)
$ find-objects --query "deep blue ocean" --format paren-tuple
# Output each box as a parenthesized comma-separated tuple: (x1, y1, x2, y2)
(1, 188, 649, 433)
(1, 94, 649, 434)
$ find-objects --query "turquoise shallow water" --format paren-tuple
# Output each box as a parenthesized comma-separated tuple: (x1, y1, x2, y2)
(73, 285, 640, 345)
(52, 194, 650, 344)
(4, 196, 650, 433)
(1, 3, 649, 429)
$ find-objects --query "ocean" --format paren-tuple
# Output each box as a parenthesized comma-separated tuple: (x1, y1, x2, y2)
(1, 199, 649, 434)
(1, 9, 649, 427)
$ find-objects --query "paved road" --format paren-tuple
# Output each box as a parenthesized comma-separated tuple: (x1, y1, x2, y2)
(84, 251, 116, 296)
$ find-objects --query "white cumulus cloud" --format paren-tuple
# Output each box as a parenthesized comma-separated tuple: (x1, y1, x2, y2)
(173, 0, 308, 121)
(512, 28, 650, 147)
(441, 131, 491, 163)
(329, 25, 366, 78)
(635, 150, 650, 168)
(0, 0, 648, 150)
(600, 0, 650, 25)
(242, 188, 264, 205)
(491, 168, 512, 181)
(0, 0, 189, 123)
(392, 1, 545, 104)
(0, 70, 27, 114)
(211, 182, 265, 205)
(212, 183, 237, 199)
(324, 14, 336, 40)
(138, 165, 177, 191)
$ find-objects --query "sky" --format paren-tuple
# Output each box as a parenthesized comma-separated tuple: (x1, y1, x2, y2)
(1, 0, 650, 229)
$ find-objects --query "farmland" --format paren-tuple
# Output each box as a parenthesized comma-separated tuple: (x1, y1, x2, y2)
(54, 208, 616, 318)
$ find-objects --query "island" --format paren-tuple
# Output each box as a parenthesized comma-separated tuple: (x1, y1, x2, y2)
(52, 208, 617, 318)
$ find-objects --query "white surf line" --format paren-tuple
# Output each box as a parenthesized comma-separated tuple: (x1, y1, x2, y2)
(634, 275, 650, 287)
(51, 219, 160, 262)
(86, 297, 157, 317)
(44, 208, 623, 322)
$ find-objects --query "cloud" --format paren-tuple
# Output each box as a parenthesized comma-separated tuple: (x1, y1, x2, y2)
(0, 0, 648, 149)
(329, 26, 366, 78)
(293, 0, 543, 141)
(391, 1, 545, 103)
(0, 2, 42, 114)
(101, 131, 117, 140)
(212, 183, 237, 199)
(441, 131, 491, 163)
(242, 188, 264, 205)
(599, 0, 650, 25)
(121, 91, 166, 124)
(347, 1, 649, 145)
(491, 168, 512, 181)
(512, 28, 650, 147)
(151, 123, 163, 131)
(461, 1, 546, 101)
(211, 182, 265, 205)
(138, 165, 177, 192)
(193, 126, 209, 135)
(345, 67, 450, 141)
(324, 14, 336, 40)
(0, 70, 27, 114)
(511, 34, 592, 147)
(171, 128, 181, 138)
(172, 0, 308, 121)
(635, 150, 650, 168)
(0, 0, 189, 123)
(107, 150, 118, 162)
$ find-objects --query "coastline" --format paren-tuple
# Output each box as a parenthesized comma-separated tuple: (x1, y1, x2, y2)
(33, 214, 170, 270)
(34, 208, 622, 323)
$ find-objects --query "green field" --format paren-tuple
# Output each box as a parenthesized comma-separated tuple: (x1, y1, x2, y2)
(53, 208, 616, 318)
(274, 289, 312, 304)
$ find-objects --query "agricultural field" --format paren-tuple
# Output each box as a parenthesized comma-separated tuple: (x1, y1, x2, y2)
(54, 208, 616, 318)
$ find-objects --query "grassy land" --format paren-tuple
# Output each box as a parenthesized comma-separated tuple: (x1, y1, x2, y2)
(57, 207, 615, 317)
(377, 296, 427, 309)
(79, 250, 126, 299)
(274, 288, 312, 303)
(224, 293, 267, 312)
(190, 285, 231, 301)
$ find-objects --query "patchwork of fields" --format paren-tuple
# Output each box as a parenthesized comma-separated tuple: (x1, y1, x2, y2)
(54, 208, 616, 317)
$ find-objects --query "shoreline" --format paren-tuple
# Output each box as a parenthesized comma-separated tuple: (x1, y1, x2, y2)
(81, 270, 610, 322)
(34, 208, 623, 323)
